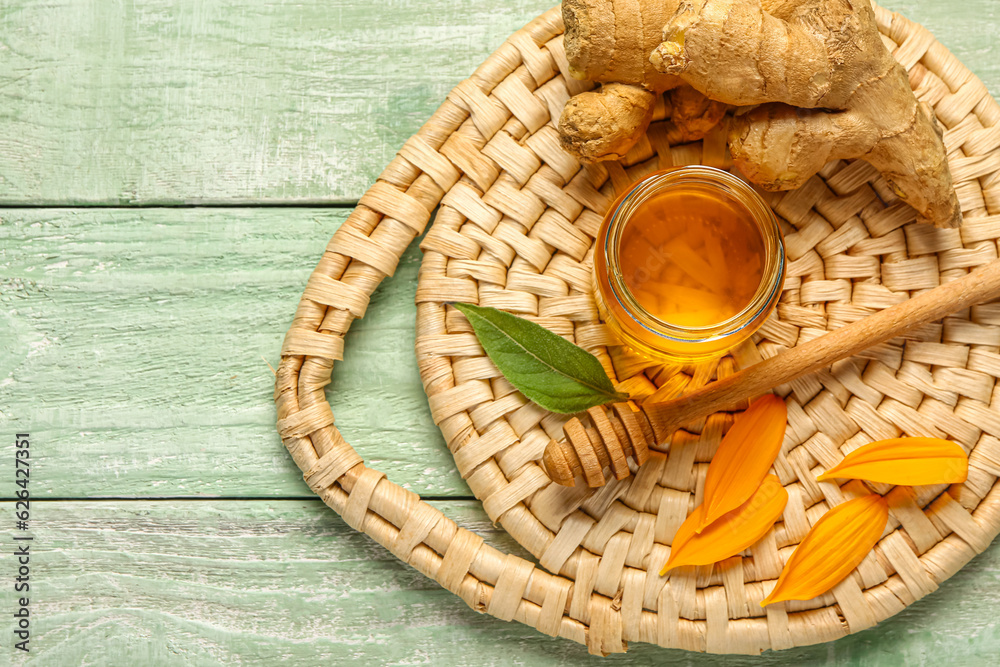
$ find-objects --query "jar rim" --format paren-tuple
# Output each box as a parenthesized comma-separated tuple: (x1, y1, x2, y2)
(602, 166, 785, 345)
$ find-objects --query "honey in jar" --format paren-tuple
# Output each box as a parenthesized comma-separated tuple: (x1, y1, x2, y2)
(617, 188, 765, 328)
(594, 166, 785, 363)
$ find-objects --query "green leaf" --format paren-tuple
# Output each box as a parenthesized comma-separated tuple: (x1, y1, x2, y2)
(453, 303, 629, 414)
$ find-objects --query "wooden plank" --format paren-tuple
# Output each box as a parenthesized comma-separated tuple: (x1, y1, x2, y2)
(1, 498, 999, 664)
(0, 0, 545, 206)
(0, 0, 996, 206)
(0, 207, 468, 498)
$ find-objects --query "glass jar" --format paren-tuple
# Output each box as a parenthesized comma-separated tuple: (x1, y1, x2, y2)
(593, 166, 785, 363)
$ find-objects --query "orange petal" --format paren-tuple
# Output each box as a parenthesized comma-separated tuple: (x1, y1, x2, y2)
(816, 437, 968, 486)
(661, 475, 787, 574)
(698, 394, 787, 532)
(761, 493, 888, 607)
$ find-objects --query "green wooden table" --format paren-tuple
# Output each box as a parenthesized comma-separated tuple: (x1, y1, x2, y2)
(1, 1, 998, 664)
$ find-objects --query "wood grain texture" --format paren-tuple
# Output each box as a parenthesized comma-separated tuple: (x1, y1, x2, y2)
(0, 0, 995, 205)
(0, 0, 544, 206)
(654, 259, 1000, 427)
(0, 208, 465, 498)
(1, 498, 999, 666)
(549, 258, 1000, 487)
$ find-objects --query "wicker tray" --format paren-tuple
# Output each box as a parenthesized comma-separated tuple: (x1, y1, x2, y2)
(275, 4, 1000, 655)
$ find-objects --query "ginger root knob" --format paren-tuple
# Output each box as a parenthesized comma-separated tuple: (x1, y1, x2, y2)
(558, 84, 657, 163)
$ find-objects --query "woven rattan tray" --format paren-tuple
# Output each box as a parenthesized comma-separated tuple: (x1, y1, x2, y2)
(275, 4, 1000, 655)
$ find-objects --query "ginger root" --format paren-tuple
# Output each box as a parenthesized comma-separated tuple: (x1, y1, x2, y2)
(669, 84, 728, 143)
(560, 84, 658, 162)
(559, 0, 727, 161)
(558, 0, 962, 228)
(560, 84, 727, 161)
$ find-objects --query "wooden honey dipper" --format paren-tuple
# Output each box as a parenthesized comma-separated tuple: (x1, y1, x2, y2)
(543, 258, 1000, 487)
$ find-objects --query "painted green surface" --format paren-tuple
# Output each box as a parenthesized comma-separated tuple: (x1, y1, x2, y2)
(0, 0, 545, 205)
(0, 0, 996, 205)
(0, 499, 1000, 666)
(0, 208, 462, 498)
(0, 0, 998, 663)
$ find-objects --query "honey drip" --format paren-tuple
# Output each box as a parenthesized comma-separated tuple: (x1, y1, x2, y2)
(618, 189, 765, 327)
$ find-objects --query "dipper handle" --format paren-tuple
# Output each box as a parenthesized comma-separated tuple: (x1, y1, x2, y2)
(544, 258, 1000, 487)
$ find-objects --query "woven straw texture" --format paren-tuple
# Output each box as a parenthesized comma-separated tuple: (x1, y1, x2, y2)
(275, 4, 1000, 655)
